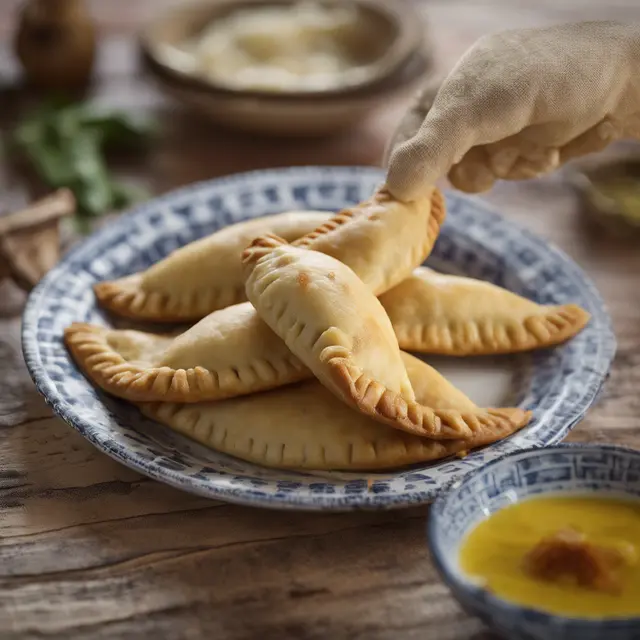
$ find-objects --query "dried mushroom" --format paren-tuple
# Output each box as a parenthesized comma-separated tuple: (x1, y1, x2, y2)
(0, 189, 76, 291)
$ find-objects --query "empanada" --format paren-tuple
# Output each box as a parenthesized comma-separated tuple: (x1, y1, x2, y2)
(94, 211, 332, 322)
(67, 188, 446, 403)
(139, 353, 523, 471)
(292, 186, 444, 295)
(94, 187, 445, 321)
(381, 267, 591, 355)
(242, 236, 531, 440)
(64, 303, 308, 402)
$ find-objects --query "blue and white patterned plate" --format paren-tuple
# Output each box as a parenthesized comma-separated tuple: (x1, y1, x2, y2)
(22, 167, 615, 511)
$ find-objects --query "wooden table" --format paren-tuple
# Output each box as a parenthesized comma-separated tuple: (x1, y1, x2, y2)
(2, 1, 640, 638)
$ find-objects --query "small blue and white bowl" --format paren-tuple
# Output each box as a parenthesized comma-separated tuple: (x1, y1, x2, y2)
(428, 444, 640, 640)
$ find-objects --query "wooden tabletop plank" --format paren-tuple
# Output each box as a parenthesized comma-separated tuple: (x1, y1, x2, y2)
(1, 1, 640, 638)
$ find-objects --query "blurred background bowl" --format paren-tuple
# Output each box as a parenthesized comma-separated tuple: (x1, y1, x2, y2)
(564, 151, 640, 239)
(139, 0, 433, 136)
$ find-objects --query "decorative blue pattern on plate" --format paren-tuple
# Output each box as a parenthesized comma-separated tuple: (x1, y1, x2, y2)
(428, 444, 640, 640)
(22, 167, 615, 510)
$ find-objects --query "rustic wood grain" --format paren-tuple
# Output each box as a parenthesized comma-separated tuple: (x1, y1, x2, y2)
(1, 1, 640, 638)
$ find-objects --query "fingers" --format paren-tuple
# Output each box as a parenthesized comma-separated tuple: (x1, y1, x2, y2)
(559, 118, 619, 163)
(384, 65, 539, 201)
(507, 151, 560, 180)
(448, 140, 561, 193)
(385, 110, 478, 202)
(382, 78, 442, 169)
(448, 147, 496, 193)
(501, 143, 560, 181)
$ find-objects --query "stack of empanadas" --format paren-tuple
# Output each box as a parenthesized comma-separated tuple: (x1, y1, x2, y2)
(65, 186, 590, 471)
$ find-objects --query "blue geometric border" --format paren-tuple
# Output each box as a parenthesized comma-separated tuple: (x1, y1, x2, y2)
(428, 444, 640, 639)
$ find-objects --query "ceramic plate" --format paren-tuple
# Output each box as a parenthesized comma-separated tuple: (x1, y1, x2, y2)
(22, 167, 615, 511)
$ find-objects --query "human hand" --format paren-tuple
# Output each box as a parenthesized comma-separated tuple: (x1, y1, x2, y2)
(385, 21, 640, 201)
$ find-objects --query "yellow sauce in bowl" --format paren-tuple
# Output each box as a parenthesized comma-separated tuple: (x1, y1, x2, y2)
(459, 495, 640, 618)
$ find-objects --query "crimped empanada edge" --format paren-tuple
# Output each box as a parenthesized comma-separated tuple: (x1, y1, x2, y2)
(93, 211, 334, 322)
(391, 303, 591, 356)
(293, 186, 446, 250)
(64, 322, 310, 403)
(138, 399, 520, 471)
(327, 357, 532, 440)
(93, 277, 246, 323)
(94, 188, 446, 323)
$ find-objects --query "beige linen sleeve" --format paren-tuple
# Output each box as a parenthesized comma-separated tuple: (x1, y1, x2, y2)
(385, 21, 640, 200)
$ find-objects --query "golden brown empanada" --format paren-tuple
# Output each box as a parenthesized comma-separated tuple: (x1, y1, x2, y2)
(400, 351, 477, 413)
(380, 267, 591, 355)
(67, 188, 446, 403)
(138, 353, 524, 471)
(94, 211, 332, 322)
(94, 187, 445, 321)
(292, 186, 444, 295)
(242, 236, 531, 440)
(64, 303, 308, 402)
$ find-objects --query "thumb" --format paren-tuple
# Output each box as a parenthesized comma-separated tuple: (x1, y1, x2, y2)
(385, 108, 478, 202)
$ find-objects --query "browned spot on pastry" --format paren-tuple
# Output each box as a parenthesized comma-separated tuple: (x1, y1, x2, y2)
(354, 317, 383, 353)
(297, 271, 310, 290)
(63, 321, 311, 403)
(351, 334, 364, 354)
(327, 271, 336, 281)
(242, 233, 288, 266)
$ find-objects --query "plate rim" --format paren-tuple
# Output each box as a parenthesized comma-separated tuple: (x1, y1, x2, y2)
(21, 165, 617, 511)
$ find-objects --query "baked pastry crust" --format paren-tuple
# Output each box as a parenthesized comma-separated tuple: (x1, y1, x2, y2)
(138, 353, 523, 471)
(94, 211, 331, 322)
(66, 261, 587, 406)
(64, 304, 308, 402)
(380, 267, 591, 355)
(292, 186, 445, 295)
(94, 187, 445, 321)
(242, 236, 531, 440)
(67, 188, 446, 403)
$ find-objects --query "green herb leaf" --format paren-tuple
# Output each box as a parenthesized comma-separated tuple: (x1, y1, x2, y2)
(11, 99, 155, 220)
(80, 111, 158, 148)
(67, 129, 114, 217)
